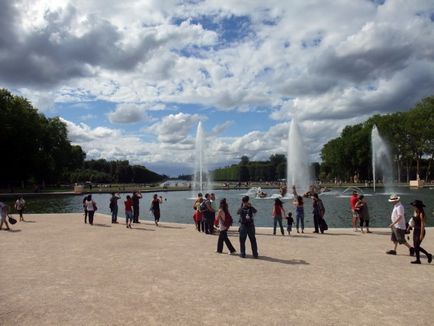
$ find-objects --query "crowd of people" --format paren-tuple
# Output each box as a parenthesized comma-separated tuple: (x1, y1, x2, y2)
(82, 191, 164, 228)
(0, 187, 431, 265)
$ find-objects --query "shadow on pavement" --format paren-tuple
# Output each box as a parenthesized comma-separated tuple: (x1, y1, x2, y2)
(257, 255, 309, 265)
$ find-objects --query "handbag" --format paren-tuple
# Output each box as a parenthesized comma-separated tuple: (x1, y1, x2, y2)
(8, 215, 17, 225)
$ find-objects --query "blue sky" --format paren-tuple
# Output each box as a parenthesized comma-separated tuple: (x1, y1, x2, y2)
(1, 0, 434, 176)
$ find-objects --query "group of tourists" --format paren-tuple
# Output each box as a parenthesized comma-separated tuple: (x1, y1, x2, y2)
(2, 187, 431, 265)
(82, 191, 163, 228)
(191, 186, 331, 259)
(385, 194, 432, 264)
(350, 190, 432, 264)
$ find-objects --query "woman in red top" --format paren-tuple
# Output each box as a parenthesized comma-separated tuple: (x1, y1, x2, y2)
(272, 198, 285, 236)
(124, 195, 134, 229)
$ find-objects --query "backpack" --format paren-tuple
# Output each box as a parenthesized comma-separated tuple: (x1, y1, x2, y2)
(223, 212, 233, 229)
(199, 201, 208, 213)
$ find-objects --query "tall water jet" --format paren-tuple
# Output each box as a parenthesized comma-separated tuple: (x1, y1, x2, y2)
(287, 119, 311, 194)
(193, 122, 212, 195)
(371, 125, 394, 193)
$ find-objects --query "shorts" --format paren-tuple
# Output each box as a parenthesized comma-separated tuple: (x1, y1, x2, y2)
(391, 227, 406, 244)
(125, 211, 133, 222)
(352, 211, 358, 218)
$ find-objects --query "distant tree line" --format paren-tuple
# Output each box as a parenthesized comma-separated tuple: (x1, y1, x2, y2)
(213, 154, 315, 182)
(70, 159, 166, 184)
(0, 89, 165, 189)
(320, 96, 434, 183)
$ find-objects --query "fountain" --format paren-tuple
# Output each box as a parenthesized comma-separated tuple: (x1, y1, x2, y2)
(371, 125, 394, 193)
(192, 121, 212, 195)
(287, 118, 311, 195)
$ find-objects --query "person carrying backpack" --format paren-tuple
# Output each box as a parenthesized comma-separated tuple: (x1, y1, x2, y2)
(237, 196, 258, 258)
(216, 198, 236, 255)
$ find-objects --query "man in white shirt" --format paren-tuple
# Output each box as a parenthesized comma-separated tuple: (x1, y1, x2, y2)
(386, 194, 414, 256)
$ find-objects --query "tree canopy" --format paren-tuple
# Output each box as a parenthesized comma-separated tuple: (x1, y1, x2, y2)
(320, 96, 434, 182)
(0, 89, 164, 188)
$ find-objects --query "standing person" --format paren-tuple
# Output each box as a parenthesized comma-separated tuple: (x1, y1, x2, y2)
(202, 193, 215, 234)
(409, 200, 432, 264)
(355, 195, 371, 233)
(192, 193, 203, 232)
(216, 198, 236, 255)
(312, 193, 326, 234)
(350, 191, 359, 231)
(15, 195, 26, 222)
(151, 194, 163, 226)
(210, 193, 218, 232)
(132, 191, 143, 223)
(386, 194, 414, 256)
(285, 212, 294, 236)
(82, 195, 88, 224)
(84, 194, 97, 226)
(272, 198, 285, 236)
(109, 193, 120, 224)
(124, 195, 134, 229)
(292, 186, 305, 233)
(237, 196, 258, 258)
(0, 201, 10, 231)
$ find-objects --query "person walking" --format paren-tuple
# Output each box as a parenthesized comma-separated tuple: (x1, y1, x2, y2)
(237, 196, 258, 258)
(350, 191, 359, 231)
(109, 192, 120, 224)
(15, 195, 26, 222)
(355, 195, 371, 233)
(272, 198, 285, 236)
(151, 194, 163, 226)
(124, 195, 133, 229)
(84, 194, 97, 225)
(292, 186, 305, 233)
(132, 191, 142, 223)
(312, 193, 326, 233)
(216, 198, 236, 255)
(0, 201, 10, 231)
(386, 194, 414, 256)
(409, 200, 432, 264)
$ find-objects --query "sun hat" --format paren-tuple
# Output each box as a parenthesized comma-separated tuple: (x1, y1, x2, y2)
(410, 200, 426, 208)
(388, 194, 400, 202)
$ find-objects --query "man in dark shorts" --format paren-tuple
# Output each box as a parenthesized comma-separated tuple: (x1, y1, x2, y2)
(386, 194, 414, 256)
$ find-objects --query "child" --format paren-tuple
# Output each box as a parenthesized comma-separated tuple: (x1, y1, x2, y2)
(124, 195, 134, 229)
(285, 212, 294, 236)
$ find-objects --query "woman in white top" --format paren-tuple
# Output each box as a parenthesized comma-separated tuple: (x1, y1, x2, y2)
(84, 194, 97, 225)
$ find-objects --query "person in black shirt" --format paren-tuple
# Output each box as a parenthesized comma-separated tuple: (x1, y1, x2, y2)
(237, 196, 258, 258)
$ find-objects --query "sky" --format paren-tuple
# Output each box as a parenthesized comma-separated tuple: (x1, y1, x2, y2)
(1, 0, 434, 177)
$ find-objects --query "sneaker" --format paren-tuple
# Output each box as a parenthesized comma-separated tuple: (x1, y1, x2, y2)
(228, 251, 236, 255)
(240, 254, 246, 258)
(411, 260, 421, 264)
(427, 253, 432, 264)
(386, 250, 397, 255)
(410, 247, 415, 257)
(253, 255, 259, 259)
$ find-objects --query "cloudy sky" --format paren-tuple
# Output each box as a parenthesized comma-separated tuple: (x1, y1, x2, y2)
(1, 0, 433, 176)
